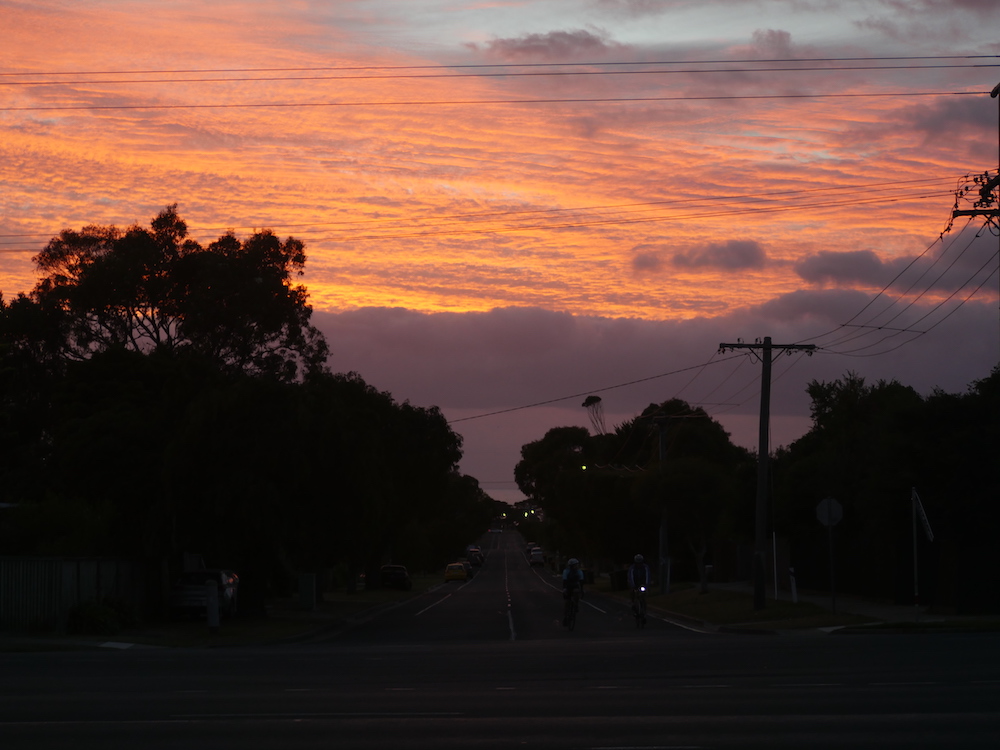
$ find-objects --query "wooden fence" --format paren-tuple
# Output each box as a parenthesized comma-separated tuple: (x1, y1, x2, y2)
(0, 557, 144, 633)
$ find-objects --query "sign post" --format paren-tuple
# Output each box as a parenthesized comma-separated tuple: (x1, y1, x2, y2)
(816, 497, 843, 613)
(912, 488, 935, 619)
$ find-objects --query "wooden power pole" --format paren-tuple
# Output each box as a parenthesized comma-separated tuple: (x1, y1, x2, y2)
(718, 337, 816, 610)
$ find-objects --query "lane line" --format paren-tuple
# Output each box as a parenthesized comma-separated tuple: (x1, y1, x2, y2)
(870, 681, 937, 686)
(171, 711, 463, 719)
(505, 548, 516, 642)
(775, 683, 843, 687)
(414, 594, 451, 616)
(677, 685, 731, 689)
(646, 613, 711, 634)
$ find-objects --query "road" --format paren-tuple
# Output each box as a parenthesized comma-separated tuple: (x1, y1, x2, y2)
(2, 531, 998, 748)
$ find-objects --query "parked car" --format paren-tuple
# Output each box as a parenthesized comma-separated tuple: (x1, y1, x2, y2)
(466, 546, 484, 565)
(444, 562, 468, 581)
(456, 558, 475, 578)
(169, 569, 239, 618)
(380, 564, 413, 590)
(529, 548, 545, 567)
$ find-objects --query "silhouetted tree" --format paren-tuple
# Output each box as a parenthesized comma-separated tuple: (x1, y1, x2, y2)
(0, 208, 486, 608)
(772, 367, 999, 613)
(514, 401, 752, 580)
(24, 205, 328, 381)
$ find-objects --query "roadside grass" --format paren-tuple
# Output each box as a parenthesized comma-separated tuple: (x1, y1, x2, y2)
(590, 576, 875, 630)
(650, 586, 876, 630)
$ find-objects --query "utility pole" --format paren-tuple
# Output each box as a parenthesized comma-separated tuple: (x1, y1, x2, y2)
(950, 82, 1000, 355)
(654, 415, 671, 595)
(718, 337, 816, 610)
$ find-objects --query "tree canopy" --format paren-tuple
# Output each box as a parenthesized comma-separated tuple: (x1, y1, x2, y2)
(15, 204, 329, 382)
(514, 399, 753, 583)
(514, 367, 998, 613)
(772, 367, 1000, 613)
(0, 207, 495, 611)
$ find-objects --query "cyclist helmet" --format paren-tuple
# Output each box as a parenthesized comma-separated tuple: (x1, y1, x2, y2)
(634, 554, 644, 563)
(567, 557, 580, 566)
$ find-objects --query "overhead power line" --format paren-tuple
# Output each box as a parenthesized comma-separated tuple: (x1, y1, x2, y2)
(446, 355, 746, 424)
(3, 63, 996, 86)
(309, 189, 954, 243)
(3, 54, 995, 77)
(0, 175, 956, 243)
(1, 90, 985, 112)
(0, 186, 956, 253)
(0, 178, 957, 252)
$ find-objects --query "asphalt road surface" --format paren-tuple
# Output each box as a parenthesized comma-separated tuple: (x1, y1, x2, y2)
(2, 531, 998, 749)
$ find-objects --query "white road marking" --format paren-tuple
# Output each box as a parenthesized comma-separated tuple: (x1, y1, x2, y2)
(870, 681, 937, 686)
(414, 594, 451, 616)
(776, 683, 842, 687)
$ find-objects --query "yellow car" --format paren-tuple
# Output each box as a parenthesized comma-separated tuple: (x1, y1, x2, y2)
(444, 562, 468, 581)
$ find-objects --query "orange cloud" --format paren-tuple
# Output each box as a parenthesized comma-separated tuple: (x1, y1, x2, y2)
(1, 2, 996, 325)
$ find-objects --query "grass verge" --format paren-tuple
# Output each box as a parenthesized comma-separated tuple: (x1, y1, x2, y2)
(651, 586, 875, 630)
(590, 577, 874, 630)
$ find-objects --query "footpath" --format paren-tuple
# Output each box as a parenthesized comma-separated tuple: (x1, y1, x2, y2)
(0, 582, 438, 652)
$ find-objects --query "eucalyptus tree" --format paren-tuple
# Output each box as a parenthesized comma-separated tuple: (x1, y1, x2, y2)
(25, 204, 328, 381)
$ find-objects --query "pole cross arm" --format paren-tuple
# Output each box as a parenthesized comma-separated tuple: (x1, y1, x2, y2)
(952, 209, 1000, 218)
(719, 341, 817, 354)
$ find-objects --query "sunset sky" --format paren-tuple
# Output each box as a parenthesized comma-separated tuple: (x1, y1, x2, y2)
(3, 1, 999, 503)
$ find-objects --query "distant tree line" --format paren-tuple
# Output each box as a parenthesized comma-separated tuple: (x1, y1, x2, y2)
(514, 368, 999, 614)
(0, 207, 497, 613)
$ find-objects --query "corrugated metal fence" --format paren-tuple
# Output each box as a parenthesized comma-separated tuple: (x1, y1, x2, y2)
(0, 557, 144, 633)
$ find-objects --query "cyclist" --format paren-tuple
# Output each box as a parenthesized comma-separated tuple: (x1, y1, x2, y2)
(628, 554, 651, 620)
(562, 558, 585, 626)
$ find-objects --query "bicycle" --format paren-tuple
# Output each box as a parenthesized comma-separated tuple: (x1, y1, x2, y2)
(632, 586, 647, 629)
(563, 589, 581, 631)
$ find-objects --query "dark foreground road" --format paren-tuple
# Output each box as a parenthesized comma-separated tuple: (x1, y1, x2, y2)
(2, 532, 998, 748)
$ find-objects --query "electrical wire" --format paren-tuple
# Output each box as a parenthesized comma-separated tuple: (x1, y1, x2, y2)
(0, 184, 957, 253)
(804, 222, 974, 351)
(3, 63, 996, 86)
(0, 176, 956, 247)
(3, 54, 995, 77)
(830, 248, 999, 356)
(446, 354, 745, 424)
(801, 216, 996, 357)
(2, 90, 986, 112)
(0, 177, 955, 241)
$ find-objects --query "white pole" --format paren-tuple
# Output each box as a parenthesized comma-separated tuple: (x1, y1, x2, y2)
(772, 532, 779, 601)
(912, 487, 919, 621)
